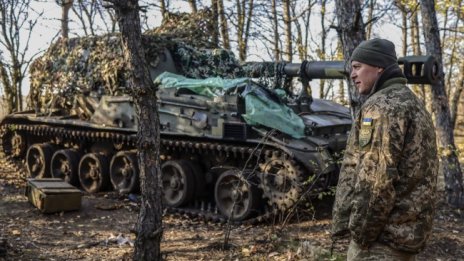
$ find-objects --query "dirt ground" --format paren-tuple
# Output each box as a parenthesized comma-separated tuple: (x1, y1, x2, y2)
(1, 160, 463, 261)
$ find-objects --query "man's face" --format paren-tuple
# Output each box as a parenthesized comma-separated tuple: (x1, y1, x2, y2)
(350, 61, 384, 95)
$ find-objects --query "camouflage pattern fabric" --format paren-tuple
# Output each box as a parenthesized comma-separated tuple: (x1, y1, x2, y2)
(172, 44, 244, 79)
(27, 9, 243, 117)
(146, 9, 217, 49)
(347, 240, 416, 261)
(331, 76, 438, 254)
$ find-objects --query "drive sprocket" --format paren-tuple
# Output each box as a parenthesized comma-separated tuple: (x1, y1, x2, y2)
(258, 151, 305, 211)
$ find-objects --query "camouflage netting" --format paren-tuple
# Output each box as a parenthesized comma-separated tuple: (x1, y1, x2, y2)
(146, 9, 216, 49)
(27, 9, 244, 114)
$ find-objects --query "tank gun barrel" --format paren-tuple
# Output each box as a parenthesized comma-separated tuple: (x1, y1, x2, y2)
(243, 55, 439, 85)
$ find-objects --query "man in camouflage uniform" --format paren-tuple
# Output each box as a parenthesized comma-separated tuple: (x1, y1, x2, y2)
(331, 38, 438, 260)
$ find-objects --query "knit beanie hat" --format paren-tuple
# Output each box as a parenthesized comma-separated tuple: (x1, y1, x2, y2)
(350, 38, 397, 68)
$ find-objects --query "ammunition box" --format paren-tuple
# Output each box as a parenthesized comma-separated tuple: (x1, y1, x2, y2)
(25, 178, 82, 213)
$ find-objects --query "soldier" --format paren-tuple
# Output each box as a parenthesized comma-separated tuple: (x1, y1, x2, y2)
(331, 38, 438, 260)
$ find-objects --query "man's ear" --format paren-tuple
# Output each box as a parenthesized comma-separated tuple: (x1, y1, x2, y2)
(378, 67, 384, 73)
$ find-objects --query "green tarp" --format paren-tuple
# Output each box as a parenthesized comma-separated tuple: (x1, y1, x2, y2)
(155, 72, 249, 98)
(155, 72, 305, 138)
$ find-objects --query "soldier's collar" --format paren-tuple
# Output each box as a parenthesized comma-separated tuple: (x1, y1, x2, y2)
(361, 65, 406, 100)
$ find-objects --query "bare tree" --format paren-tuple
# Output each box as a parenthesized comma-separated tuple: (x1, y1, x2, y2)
(56, 0, 74, 39)
(282, 0, 292, 62)
(451, 62, 464, 129)
(334, 0, 366, 117)
(395, 1, 408, 56)
(420, 0, 464, 207)
(235, 0, 255, 62)
(318, 0, 327, 98)
(210, 0, 219, 47)
(104, 0, 163, 259)
(302, 0, 317, 61)
(159, 0, 167, 17)
(188, 0, 197, 13)
(73, 0, 118, 36)
(0, 0, 42, 113)
(291, 1, 303, 61)
(290, 0, 317, 61)
(217, 0, 230, 50)
(410, 5, 428, 104)
(336, 42, 347, 105)
(446, 0, 463, 129)
(366, 0, 376, 38)
(271, 0, 281, 61)
(394, 1, 429, 108)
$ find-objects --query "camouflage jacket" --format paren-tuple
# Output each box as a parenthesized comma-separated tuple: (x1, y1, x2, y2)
(331, 76, 438, 253)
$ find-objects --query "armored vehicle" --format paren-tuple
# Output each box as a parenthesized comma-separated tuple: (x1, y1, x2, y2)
(0, 34, 438, 222)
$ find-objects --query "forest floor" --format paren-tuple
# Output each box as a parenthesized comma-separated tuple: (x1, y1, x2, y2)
(0, 158, 463, 261)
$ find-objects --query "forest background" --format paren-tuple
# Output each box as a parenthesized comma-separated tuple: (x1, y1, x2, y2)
(1, 0, 463, 199)
(1, 0, 461, 114)
(0, 0, 463, 260)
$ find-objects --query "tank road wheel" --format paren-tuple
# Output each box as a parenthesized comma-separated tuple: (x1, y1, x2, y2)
(214, 169, 261, 221)
(2, 131, 26, 158)
(110, 151, 139, 194)
(258, 153, 304, 211)
(26, 143, 54, 178)
(161, 160, 195, 207)
(79, 153, 110, 193)
(50, 149, 81, 186)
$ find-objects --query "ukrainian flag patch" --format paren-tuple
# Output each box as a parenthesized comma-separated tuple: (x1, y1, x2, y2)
(359, 117, 374, 148)
(362, 118, 373, 126)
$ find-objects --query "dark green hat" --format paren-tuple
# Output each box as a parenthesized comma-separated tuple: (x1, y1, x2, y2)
(350, 38, 397, 68)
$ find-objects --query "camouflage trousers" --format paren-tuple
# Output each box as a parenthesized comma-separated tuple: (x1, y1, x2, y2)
(347, 240, 416, 261)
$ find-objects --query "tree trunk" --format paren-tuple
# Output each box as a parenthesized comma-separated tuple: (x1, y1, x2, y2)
(236, 0, 254, 62)
(271, 0, 280, 61)
(440, 5, 449, 50)
(105, 0, 163, 260)
(336, 42, 346, 105)
(0, 0, 36, 113)
(12, 60, 22, 111)
(303, 1, 316, 62)
(448, 14, 462, 129)
(217, 0, 230, 50)
(0, 59, 14, 113)
(411, 9, 427, 103)
(334, 0, 366, 118)
(188, 0, 197, 13)
(60, 0, 74, 39)
(236, 0, 244, 60)
(282, 0, 292, 62)
(366, 0, 375, 39)
(450, 62, 464, 129)
(398, 3, 407, 56)
(319, 0, 327, 99)
(292, 2, 304, 61)
(159, 0, 167, 17)
(420, 0, 464, 207)
(446, 1, 462, 108)
(242, 0, 254, 61)
(210, 0, 219, 47)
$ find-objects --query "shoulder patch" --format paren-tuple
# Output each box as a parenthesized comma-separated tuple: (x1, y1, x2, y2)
(362, 118, 373, 126)
(359, 118, 374, 148)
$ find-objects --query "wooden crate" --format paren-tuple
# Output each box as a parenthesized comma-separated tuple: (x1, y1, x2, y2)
(25, 178, 82, 213)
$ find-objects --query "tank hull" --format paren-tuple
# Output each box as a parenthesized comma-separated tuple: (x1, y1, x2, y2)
(0, 103, 348, 222)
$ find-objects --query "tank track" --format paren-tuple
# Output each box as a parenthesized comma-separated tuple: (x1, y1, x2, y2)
(0, 122, 305, 225)
(0, 132, 27, 184)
